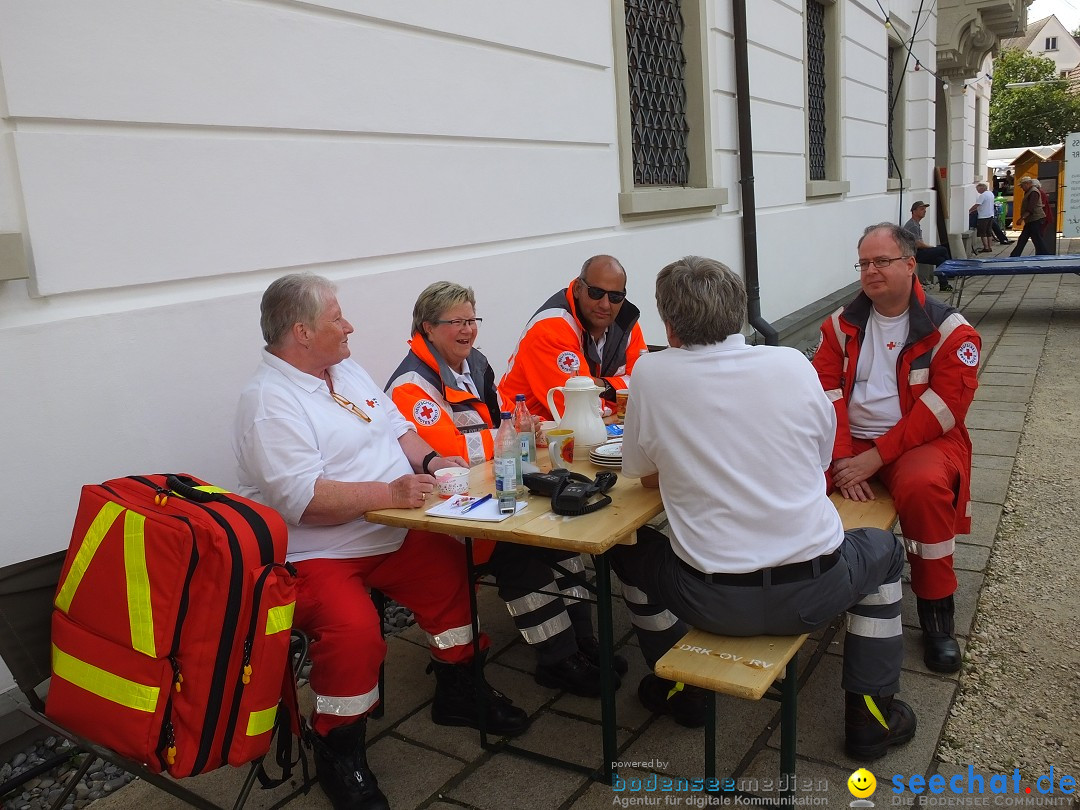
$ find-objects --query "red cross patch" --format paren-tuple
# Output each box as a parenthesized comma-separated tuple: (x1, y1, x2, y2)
(366, 397, 378, 409)
(556, 351, 580, 375)
(412, 399, 441, 426)
(887, 341, 898, 350)
(956, 341, 979, 367)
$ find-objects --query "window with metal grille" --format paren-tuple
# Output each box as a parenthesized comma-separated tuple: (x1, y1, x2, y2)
(806, 0, 827, 182)
(625, 0, 690, 186)
(888, 42, 905, 179)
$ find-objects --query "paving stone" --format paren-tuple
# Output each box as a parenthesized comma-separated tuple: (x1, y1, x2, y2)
(960, 501, 1003, 547)
(967, 398, 1028, 412)
(368, 735, 467, 808)
(976, 371, 1035, 389)
(972, 385, 1031, 403)
(953, 541, 990, 573)
(445, 750, 587, 809)
(965, 408, 1026, 432)
(620, 696, 772, 782)
(971, 453, 1015, 471)
(969, 466, 1011, 505)
(510, 710, 630, 771)
(969, 428, 1021, 457)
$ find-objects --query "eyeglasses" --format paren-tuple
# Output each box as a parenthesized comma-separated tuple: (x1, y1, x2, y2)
(330, 391, 371, 423)
(582, 283, 627, 304)
(432, 318, 482, 328)
(854, 256, 912, 272)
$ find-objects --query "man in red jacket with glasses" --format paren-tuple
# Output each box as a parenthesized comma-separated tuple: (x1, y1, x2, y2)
(813, 223, 980, 675)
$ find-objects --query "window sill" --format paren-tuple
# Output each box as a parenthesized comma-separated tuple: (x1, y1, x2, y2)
(806, 180, 850, 199)
(887, 178, 910, 191)
(618, 186, 728, 217)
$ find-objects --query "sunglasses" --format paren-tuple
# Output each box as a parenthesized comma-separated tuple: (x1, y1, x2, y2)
(582, 283, 626, 304)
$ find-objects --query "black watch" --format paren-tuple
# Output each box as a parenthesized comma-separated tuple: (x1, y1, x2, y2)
(422, 450, 440, 475)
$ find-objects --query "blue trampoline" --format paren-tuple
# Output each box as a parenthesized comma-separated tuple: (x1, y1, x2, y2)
(937, 255, 1080, 307)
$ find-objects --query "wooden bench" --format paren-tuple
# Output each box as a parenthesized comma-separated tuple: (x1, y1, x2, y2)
(653, 482, 898, 802)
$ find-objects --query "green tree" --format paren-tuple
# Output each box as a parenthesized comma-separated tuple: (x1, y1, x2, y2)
(989, 48, 1080, 147)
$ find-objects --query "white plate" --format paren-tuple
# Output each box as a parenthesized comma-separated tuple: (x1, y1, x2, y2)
(591, 441, 623, 459)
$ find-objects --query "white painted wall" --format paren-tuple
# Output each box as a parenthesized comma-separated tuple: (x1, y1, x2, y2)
(0, 0, 946, 691)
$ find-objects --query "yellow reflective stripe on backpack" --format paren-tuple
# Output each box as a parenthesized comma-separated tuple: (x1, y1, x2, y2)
(51, 645, 160, 713)
(265, 602, 295, 636)
(123, 510, 155, 657)
(246, 705, 278, 737)
(192, 485, 230, 495)
(54, 501, 125, 613)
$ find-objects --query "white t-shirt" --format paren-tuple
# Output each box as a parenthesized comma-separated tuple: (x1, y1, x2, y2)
(232, 350, 414, 562)
(848, 308, 908, 439)
(975, 189, 995, 219)
(621, 335, 844, 574)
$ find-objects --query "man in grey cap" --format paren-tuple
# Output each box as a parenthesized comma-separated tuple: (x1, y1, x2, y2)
(901, 201, 952, 292)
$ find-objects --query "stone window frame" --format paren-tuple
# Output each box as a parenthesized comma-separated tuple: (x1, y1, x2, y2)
(805, 0, 849, 198)
(611, 0, 728, 218)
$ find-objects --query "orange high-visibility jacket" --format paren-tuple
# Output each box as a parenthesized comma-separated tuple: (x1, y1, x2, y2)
(811, 282, 980, 534)
(386, 332, 499, 467)
(498, 280, 647, 420)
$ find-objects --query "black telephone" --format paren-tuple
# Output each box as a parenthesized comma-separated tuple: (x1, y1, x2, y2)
(523, 469, 618, 516)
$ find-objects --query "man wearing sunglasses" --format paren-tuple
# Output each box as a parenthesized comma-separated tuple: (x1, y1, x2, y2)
(812, 223, 980, 676)
(498, 254, 648, 420)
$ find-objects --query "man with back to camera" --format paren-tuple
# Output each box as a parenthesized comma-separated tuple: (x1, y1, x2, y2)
(497, 255, 648, 420)
(232, 273, 529, 810)
(609, 255, 916, 759)
(902, 201, 953, 292)
(812, 223, 980, 675)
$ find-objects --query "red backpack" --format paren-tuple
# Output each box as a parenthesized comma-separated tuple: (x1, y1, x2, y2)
(46, 474, 298, 777)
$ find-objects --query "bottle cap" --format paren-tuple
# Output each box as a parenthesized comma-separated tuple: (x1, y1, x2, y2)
(515, 393, 525, 400)
(501, 412, 511, 419)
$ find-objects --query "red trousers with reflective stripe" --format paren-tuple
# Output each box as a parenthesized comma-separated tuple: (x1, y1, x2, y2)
(851, 437, 959, 600)
(293, 530, 487, 734)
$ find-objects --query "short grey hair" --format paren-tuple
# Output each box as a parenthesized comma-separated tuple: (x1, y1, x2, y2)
(859, 222, 916, 258)
(655, 256, 746, 345)
(411, 281, 476, 336)
(260, 273, 336, 348)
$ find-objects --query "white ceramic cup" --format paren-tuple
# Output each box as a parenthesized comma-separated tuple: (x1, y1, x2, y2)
(435, 467, 470, 499)
(546, 429, 575, 469)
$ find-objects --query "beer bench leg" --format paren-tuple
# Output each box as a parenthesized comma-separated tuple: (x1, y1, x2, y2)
(779, 655, 798, 808)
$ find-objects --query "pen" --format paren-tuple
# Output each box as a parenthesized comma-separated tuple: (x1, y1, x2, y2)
(460, 494, 492, 514)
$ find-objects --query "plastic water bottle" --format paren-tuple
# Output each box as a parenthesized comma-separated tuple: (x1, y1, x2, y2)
(494, 412, 521, 512)
(512, 394, 536, 469)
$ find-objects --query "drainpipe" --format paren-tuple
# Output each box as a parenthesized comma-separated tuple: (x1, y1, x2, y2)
(732, 0, 778, 345)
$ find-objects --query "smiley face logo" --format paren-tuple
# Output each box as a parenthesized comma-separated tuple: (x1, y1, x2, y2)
(848, 768, 877, 798)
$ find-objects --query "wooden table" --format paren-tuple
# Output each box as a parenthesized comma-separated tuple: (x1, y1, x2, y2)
(366, 457, 663, 782)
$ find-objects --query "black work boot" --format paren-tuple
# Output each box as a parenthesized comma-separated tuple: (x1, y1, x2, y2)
(310, 718, 389, 810)
(577, 635, 630, 677)
(917, 595, 962, 673)
(535, 650, 619, 697)
(844, 692, 917, 761)
(428, 655, 530, 737)
(637, 674, 708, 728)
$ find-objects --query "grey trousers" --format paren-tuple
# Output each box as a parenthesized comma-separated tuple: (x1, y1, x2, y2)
(610, 526, 905, 695)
